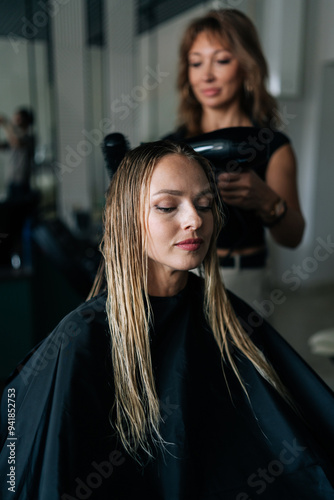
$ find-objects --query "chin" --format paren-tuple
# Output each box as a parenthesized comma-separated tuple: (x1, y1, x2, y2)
(180, 257, 205, 271)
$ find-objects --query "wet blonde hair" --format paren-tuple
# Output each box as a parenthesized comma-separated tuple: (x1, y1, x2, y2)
(177, 9, 280, 136)
(90, 140, 290, 459)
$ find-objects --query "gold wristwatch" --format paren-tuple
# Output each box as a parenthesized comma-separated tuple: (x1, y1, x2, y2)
(262, 198, 288, 227)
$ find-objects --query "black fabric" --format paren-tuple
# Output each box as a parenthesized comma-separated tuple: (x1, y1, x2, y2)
(1, 273, 334, 499)
(163, 126, 290, 251)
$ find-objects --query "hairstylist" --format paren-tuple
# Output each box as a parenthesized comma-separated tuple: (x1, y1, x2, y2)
(164, 9, 305, 304)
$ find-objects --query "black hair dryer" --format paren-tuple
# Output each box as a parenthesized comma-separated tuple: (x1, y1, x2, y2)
(101, 127, 270, 179)
(184, 126, 270, 174)
(102, 133, 130, 179)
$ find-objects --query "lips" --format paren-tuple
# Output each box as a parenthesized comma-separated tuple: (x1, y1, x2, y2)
(201, 88, 220, 97)
(175, 238, 204, 251)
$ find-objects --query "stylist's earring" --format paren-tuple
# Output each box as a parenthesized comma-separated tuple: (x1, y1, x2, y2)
(244, 81, 253, 95)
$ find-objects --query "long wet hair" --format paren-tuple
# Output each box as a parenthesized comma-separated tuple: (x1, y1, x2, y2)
(177, 9, 280, 136)
(90, 140, 290, 459)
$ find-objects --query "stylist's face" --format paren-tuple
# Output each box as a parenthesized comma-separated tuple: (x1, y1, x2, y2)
(188, 32, 244, 111)
(147, 154, 214, 282)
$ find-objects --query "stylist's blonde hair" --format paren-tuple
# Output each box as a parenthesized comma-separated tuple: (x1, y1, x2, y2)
(91, 140, 290, 459)
(177, 9, 280, 136)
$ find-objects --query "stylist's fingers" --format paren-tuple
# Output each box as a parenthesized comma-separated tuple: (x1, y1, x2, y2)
(217, 172, 241, 190)
(217, 172, 241, 182)
(219, 182, 247, 199)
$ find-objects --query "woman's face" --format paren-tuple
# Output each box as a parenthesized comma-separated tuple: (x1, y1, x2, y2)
(146, 154, 214, 284)
(188, 31, 244, 111)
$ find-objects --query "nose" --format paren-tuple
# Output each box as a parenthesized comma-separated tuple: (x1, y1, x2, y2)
(202, 62, 215, 82)
(181, 204, 203, 230)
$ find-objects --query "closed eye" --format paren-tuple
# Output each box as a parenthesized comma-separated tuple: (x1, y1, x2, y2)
(217, 59, 231, 64)
(156, 206, 175, 213)
(155, 205, 211, 213)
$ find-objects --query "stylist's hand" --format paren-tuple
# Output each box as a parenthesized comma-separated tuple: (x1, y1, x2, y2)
(217, 170, 277, 212)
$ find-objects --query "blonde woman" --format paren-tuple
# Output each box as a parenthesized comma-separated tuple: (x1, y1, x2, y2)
(0, 141, 332, 499)
(164, 9, 305, 305)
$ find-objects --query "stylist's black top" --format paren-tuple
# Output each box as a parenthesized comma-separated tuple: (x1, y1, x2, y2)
(1, 273, 334, 499)
(163, 126, 290, 251)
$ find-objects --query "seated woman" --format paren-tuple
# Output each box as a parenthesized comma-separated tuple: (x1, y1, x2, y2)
(0, 141, 333, 499)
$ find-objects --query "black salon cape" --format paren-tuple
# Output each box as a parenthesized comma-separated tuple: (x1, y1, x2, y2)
(1, 273, 334, 500)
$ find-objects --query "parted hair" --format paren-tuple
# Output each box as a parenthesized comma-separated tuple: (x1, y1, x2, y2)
(177, 9, 280, 136)
(90, 140, 291, 459)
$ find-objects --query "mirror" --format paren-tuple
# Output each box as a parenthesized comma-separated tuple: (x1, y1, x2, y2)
(0, 2, 56, 210)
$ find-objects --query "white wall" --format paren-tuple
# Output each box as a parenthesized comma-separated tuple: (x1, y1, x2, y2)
(51, 0, 91, 227)
(137, 4, 206, 142)
(269, 0, 334, 288)
(104, 0, 138, 146)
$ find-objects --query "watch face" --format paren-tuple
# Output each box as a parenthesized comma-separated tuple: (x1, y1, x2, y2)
(275, 200, 284, 216)
(274, 200, 287, 218)
(275, 201, 281, 216)
(263, 199, 287, 227)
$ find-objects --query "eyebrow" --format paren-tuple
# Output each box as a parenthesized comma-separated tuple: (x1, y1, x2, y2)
(189, 48, 231, 56)
(152, 188, 213, 198)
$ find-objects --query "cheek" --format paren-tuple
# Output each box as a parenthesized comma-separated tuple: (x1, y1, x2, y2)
(148, 214, 164, 239)
(199, 212, 214, 242)
(207, 214, 214, 239)
(216, 61, 241, 83)
(228, 65, 244, 85)
(147, 215, 169, 255)
(188, 68, 199, 87)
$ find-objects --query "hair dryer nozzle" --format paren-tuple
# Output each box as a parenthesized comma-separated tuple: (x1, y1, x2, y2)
(102, 133, 130, 179)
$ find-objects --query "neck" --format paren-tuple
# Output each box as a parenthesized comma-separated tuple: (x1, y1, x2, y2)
(201, 105, 252, 133)
(148, 268, 188, 297)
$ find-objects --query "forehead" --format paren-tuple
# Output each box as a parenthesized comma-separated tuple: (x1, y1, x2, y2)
(149, 154, 209, 191)
(189, 30, 231, 53)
